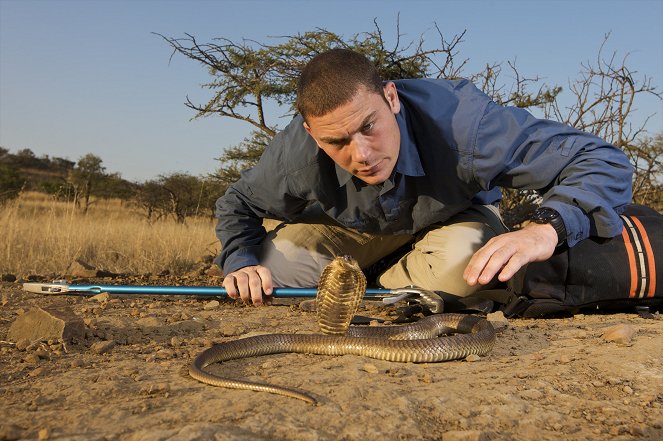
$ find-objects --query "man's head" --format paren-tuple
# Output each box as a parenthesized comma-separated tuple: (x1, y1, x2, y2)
(298, 49, 401, 185)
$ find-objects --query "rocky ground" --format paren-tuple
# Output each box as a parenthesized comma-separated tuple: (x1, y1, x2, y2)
(1, 273, 662, 441)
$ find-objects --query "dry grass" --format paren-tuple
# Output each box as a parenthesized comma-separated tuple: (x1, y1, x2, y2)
(0, 192, 219, 276)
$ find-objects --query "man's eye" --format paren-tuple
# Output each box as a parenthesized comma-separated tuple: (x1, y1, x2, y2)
(362, 123, 374, 133)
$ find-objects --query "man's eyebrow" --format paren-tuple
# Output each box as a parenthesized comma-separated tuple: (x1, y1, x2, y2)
(319, 112, 377, 144)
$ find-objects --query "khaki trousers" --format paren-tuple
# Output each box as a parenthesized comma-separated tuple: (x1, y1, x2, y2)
(259, 204, 508, 297)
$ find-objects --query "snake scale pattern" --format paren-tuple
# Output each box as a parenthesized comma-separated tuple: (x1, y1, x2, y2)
(189, 255, 496, 404)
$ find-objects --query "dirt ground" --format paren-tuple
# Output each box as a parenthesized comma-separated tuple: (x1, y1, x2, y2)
(1, 275, 662, 441)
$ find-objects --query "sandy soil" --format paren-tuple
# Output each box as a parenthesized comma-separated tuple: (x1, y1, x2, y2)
(1, 275, 662, 441)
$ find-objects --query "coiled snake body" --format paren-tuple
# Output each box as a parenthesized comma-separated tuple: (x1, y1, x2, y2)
(189, 256, 496, 404)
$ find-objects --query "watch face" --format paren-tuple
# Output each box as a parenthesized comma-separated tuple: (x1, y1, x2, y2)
(532, 207, 558, 223)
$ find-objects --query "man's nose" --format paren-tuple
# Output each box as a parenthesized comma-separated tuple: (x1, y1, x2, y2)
(351, 136, 371, 164)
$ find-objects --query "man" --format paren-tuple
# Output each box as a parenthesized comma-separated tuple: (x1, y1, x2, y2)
(215, 49, 633, 305)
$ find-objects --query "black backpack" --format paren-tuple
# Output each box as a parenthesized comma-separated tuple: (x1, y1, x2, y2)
(484, 205, 662, 318)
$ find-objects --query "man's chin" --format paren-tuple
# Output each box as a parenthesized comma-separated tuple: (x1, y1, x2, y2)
(356, 174, 388, 185)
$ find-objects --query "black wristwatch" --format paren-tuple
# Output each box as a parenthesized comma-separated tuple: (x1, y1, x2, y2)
(530, 207, 567, 246)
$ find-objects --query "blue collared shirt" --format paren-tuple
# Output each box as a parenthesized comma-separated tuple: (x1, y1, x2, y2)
(215, 79, 633, 274)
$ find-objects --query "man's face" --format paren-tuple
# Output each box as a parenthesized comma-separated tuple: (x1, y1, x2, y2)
(303, 82, 401, 185)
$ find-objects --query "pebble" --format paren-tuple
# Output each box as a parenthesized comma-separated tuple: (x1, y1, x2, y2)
(622, 385, 634, 394)
(90, 292, 110, 303)
(0, 423, 23, 441)
(15, 338, 31, 351)
(90, 340, 116, 355)
(520, 389, 544, 400)
(486, 311, 509, 330)
(170, 336, 182, 347)
(464, 354, 481, 362)
(602, 324, 636, 345)
(38, 428, 50, 440)
(298, 299, 316, 312)
(203, 300, 220, 310)
(221, 324, 246, 337)
(24, 353, 41, 364)
(362, 363, 379, 374)
(28, 367, 47, 378)
(155, 349, 175, 360)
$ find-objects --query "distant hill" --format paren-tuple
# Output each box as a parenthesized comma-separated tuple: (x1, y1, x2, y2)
(0, 147, 136, 199)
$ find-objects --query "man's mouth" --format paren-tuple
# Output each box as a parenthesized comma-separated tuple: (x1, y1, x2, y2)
(356, 159, 383, 176)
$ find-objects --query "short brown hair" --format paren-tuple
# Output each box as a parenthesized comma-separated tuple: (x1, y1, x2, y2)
(296, 49, 384, 121)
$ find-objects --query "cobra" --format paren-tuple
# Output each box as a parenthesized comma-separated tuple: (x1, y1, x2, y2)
(189, 255, 496, 404)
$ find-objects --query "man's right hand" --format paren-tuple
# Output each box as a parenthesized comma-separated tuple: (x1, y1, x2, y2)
(222, 265, 274, 306)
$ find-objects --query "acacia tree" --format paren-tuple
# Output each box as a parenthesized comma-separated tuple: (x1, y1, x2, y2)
(160, 23, 661, 224)
(69, 154, 106, 213)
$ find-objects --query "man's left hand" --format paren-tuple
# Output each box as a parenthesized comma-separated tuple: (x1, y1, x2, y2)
(464, 223, 558, 286)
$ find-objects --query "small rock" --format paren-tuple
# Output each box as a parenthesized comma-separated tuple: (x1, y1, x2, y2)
(592, 380, 604, 387)
(623, 385, 634, 394)
(8, 307, 85, 343)
(90, 292, 111, 303)
(155, 349, 175, 360)
(221, 324, 245, 337)
(607, 377, 622, 385)
(602, 324, 636, 345)
(520, 389, 544, 400)
(298, 299, 317, 312)
(15, 338, 31, 351)
(38, 428, 50, 440)
(362, 363, 379, 374)
(0, 423, 24, 441)
(90, 340, 116, 355)
(170, 337, 182, 347)
(34, 349, 49, 359)
(261, 360, 276, 370)
(70, 359, 86, 368)
(205, 265, 224, 277)
(465, 354, 481, 362)
(203, 300, 220, 310)
(486, 311, 509, 330)
(1, 273, 17, 282)
(23, 353, 41, 364)
(28, 367, 47, 378)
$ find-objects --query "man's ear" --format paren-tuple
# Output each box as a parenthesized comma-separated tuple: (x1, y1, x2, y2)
(383, 82, 401, 114)
(303, 121, 323, 149)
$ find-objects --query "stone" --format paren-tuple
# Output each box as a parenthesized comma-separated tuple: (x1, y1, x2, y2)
(90, 292, 111, 303)
(15, 338, 31, 351)
(0, 423, 24, 441)
(362, 363, 379, 374)
(1, 273, 17, 282)
(203, 300, 220, 310)
(520, 389, 544, 400)
(602, 324, 636, 345)
(486, 310, 509, 330)
(90, 340, 116, 355)
(205, 264, 224, 277)
(7, 307, 85, 343)
(298, 299, 317, 312)
(465, 354, 481, 362)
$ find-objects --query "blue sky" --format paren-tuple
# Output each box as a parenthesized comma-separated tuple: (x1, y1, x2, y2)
(1, 0, 662, 182)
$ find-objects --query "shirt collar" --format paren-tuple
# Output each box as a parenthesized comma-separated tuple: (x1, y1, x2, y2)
(334, 101, 425, 187)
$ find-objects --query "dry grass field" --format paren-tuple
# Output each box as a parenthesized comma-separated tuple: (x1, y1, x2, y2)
(0, 192, 219, 277)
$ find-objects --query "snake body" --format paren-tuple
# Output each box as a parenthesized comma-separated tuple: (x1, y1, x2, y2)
(189, 256, 496, 404)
